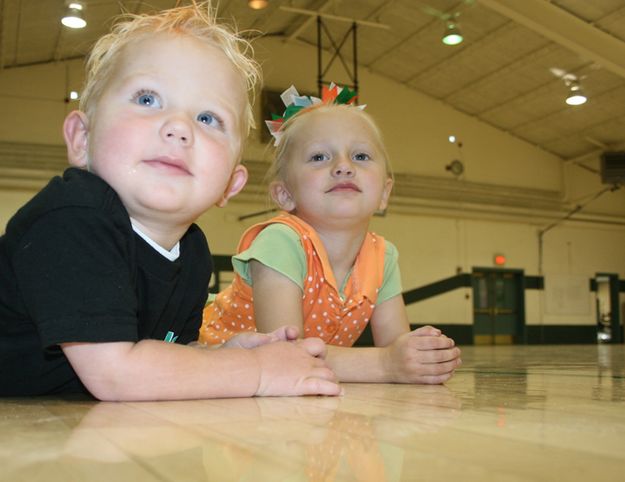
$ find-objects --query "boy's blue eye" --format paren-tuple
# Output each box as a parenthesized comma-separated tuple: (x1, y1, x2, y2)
(133, 90, 161, 108)
(197, 111, 223, 129)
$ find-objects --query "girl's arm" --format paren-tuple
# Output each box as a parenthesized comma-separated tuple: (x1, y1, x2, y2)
(325, 295, 461, 383)
(251, 259, 461, 384)
(250, 260, 306, 333)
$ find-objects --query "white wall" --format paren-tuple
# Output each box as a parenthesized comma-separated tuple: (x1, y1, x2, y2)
(0, 60, 83, 144)
(2, 35, 624, 332)
(255, 37, 564, 191)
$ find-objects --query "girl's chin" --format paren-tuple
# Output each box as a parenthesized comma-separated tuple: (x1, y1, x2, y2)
(302, 211, 373, 225)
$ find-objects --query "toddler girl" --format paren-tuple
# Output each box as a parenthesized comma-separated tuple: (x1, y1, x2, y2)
(200, 84, 461, 384)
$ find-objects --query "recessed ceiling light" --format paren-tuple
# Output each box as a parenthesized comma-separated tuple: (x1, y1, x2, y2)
(442, 22, 463, 46)
(61, 3, 87, 29)
(248, 0, 268, 9)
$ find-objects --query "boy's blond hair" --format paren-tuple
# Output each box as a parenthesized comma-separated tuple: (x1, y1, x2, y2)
(80, 1, 261, 137)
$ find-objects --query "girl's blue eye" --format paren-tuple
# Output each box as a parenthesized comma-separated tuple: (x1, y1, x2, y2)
(354, 152, 371, 161)
(133, 90, 161, 108)
(310, 153, 328, 162)
(197, 111, 223, 129)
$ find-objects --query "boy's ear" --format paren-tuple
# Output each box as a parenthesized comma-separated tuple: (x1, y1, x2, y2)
(269, 181, 296, 212)
(216, 164, 248, 208)
(378, 177, 394, 212)
(63, 111, 90, 168)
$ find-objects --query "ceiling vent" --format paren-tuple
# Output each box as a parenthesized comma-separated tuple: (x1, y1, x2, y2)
(600, 151, 625, 185)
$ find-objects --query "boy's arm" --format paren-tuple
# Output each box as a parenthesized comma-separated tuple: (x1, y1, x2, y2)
(61, 338, 340, 401)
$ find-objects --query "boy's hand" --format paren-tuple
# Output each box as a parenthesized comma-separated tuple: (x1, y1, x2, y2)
(384, 326, 462, 384)
(222, 325, 300, 349)
(252, 338, 340, 397)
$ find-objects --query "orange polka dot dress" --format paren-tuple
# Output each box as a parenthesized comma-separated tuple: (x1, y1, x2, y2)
(199, 212, 386, 346)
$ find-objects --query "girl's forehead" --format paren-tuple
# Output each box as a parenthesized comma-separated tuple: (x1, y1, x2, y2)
(294, 107, 380, 140)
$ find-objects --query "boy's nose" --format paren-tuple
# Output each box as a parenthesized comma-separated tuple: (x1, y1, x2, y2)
(161, 116, 193, 145)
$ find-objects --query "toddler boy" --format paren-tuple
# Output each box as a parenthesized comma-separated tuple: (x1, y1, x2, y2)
(0, 2, 339, 400)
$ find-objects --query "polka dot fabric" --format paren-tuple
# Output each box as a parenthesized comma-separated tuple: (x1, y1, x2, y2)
(199, 213, 386, 347)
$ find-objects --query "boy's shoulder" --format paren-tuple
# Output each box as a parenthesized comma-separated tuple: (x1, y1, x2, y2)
(5, 167, 128, 243)
(36, 167, 114, 207)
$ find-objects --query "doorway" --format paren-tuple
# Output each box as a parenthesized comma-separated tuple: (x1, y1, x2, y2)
(472, 268, 525, 345)
(595, 273, 622, 344)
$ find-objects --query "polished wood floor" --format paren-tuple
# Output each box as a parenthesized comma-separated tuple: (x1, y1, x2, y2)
(1, 344, 624, 481)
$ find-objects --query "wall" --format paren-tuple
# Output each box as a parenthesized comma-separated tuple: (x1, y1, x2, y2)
(1, 35, 624, 341)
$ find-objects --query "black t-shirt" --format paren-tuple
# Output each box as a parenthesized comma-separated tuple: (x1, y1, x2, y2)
(0, 168, 211, 395)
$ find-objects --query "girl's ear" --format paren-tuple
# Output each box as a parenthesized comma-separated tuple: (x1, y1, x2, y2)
(269, 181, 296, 212)
(63, 111, 90, 168)
(216, 164, 248, 207)
(378, 177, 394, 211)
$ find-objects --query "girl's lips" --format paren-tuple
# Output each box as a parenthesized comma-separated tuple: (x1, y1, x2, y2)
(143, 157, 191, 175)
(326, 182, 361, 193)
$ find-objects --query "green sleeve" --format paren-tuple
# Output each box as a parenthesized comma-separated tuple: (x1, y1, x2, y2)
(377, 241, 403, 304)
(232, 224, 306, 288)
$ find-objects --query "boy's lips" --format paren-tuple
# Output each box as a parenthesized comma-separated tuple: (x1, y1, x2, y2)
(143, 156, 191, 175)
(326, 182, 361, 193)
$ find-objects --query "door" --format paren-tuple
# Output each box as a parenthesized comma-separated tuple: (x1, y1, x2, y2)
(595, 273, 622, 344)
(472, 269, 525, 345)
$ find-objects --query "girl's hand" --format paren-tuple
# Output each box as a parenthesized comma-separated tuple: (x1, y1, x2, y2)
(383, 328, 462, 384)
(222, 325, 301, 349)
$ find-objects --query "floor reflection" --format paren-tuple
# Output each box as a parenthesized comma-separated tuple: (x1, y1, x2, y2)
(55, 385, 462, 482)
(3, 345, 625, 482)
(593, 345, 625, 402)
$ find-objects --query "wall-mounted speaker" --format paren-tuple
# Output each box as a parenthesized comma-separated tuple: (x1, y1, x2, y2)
(600, 151, 625, 184)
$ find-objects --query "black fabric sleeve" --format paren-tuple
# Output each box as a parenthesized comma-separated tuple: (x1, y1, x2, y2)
(10, 206, 140, 349)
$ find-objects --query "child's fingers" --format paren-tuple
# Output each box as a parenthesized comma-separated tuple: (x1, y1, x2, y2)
(396, 359, 460, 385)
(414, 372, 456, 385)
(417, 346, 462, 364)
(412, 335, 456, 350)
(398, 334, 454, 352)
(267, 325, 300, 342)
(298, 337, 328, 359)
(410, 325, 442, 337)
(299, 377, 343, 396)
(284, 325, 300, 341)
(416, 358, 461, 375)
(220, 332, 255, 348)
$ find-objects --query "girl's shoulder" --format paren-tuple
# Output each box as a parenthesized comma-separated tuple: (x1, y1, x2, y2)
(367, 232, 398, 261)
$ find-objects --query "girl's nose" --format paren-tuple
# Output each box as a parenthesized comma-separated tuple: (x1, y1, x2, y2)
(332, 157, 354, 177)
(161, 116, 194, 146)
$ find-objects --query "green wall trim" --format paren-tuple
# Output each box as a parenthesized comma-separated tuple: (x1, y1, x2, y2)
(209, 257, 622, 345)
(524, 275, 544, 290)
(402, 274, 471, 304)
(526, 325, 598, 344)
(355, 324, 474, 347)
(355, 324, 599, 347)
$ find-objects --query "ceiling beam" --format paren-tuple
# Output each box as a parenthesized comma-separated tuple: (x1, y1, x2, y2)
(479, 0, 625, 80)
(285, 0, 334, 42)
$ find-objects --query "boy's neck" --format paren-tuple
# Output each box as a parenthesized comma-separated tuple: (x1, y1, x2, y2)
(130, 217, 186, 253)
(131, 222, 180, 261)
